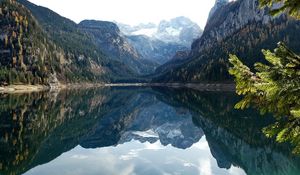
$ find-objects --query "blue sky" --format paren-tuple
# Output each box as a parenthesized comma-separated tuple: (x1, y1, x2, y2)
(28, 0, 216, 28)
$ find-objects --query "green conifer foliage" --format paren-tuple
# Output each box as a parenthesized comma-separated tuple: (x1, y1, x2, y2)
(229, 42, 300, 153)
(229, 0, 300, 154)
(260, 0, 300, 19)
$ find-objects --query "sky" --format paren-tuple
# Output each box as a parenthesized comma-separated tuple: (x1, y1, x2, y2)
(28, 0, 216, 29)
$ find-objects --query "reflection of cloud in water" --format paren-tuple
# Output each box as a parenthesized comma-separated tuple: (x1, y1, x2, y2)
(120, 149, 139, 160)
(120, 141, 163, 160)
(193, 136, 209, 150)
(144, 141, 164, 150)
(198, 159, 212, 175)
(183, 162, 195, 167)
(24, 138, 246, 175)
(71, 155, 88, 160)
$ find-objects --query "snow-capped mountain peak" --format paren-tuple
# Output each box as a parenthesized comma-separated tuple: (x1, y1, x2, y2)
(117, 16, 203, 47)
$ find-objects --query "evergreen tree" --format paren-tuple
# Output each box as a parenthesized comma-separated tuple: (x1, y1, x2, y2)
(260, 0, 300, 19)
(229, 0, 300, 153)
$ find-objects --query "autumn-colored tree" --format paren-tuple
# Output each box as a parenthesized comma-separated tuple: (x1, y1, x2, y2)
(4, 34, 8, 48)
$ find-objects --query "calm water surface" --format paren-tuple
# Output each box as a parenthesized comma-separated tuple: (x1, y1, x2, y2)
(0, 87, 299, 175)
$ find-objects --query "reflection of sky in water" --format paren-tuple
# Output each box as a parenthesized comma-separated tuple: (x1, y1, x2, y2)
(24, 136, 246, 175)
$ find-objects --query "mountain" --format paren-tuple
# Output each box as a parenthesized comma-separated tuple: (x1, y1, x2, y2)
(207, 0, 229, 21)
(118, 17, 203, 47)
(0, 0, 56, 85)
(155, 16, 203, 47)
(0, 0, 140, 85)
(154, 50, 190, 74)
(153, 0, 300, 83)
(117, 17, 202, 64)
(1, 0, 162, 86)
(19, 0, 160, 77)
(126, 35, 188, 64)
(23, 0, 156, 79)
(117, 22, 157, 36)
(78, 20, 158, 74)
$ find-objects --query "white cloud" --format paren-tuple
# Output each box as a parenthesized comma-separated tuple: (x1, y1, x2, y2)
(28, 0, 215, 29)
(198, 159, 213, 175)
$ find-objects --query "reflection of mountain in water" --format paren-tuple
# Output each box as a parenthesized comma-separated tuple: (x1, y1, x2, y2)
(154, 87, 300, 175)
(80, 92, 203, 149)
(119, 101, 203, 149)
(0, 87, 300, 175)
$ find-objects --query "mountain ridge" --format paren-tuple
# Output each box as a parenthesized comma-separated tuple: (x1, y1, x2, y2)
(153, 0, 300, 83)
(117, 17, 201, 65)
(78, 19, 158, 74)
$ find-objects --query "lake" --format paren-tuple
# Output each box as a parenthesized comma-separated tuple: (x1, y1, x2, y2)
(0, 87, 300, 175)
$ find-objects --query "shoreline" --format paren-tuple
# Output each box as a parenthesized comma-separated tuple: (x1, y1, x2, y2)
(0, 83, 236, 94)
(0, 85, 49, 94)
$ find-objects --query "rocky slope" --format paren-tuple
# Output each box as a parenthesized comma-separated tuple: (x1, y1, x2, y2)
(79, 20, 158, 74)
(118, 17, 203, 46)
(118, 17, 202, 64)
(154, 50, 190, 74)
(1, 0, 158, 86)
(126, 35, 187, 64)
(0, 0, 108, 85)
(155, 16, 203, 47)
(153, 0, 300, 82)
(117, 22, 157, 36)
(207, 0, 229, 21)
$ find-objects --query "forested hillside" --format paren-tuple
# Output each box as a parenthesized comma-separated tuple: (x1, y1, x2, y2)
(0, 0, 143, 86)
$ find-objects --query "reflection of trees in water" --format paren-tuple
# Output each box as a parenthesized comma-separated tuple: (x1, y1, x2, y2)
(0, 87, 300, 175)
(0, 87, 155, 175)
(0, 92, 61, 175)
(153, 87, 300, 175)
(153, 87, 273, 144)
(0, 89, 113, 175)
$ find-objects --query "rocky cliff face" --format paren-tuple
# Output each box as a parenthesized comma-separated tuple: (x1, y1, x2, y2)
(79, 20, 157, 75)
(118, 17, 203, 47)
(193, 0, 272, 55)
(79, 20, 139, 59)
(207, 0, 229, 21)
(117, 22, 157, 36)
(153, 0, 300, 83)
(155, 16, 203, 47)
(117, 17, 202, 64)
